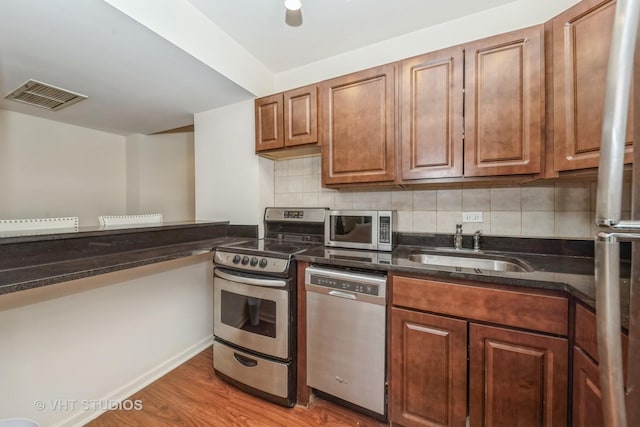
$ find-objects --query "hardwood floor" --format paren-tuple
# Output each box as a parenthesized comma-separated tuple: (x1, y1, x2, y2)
(88, 349, 387, 426)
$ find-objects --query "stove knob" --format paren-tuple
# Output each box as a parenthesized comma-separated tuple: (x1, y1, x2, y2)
(241, 256, 250, 265)
(250, 257, 258, 266)
(259, 258, 268, 268)
(232, 255, 241, 264)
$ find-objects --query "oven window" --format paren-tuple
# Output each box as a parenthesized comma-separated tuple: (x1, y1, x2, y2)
(220, 290, 277, 338)
(331, 216, 372, 244)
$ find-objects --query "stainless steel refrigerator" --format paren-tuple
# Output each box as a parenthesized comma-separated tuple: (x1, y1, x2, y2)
(595, 0, 640, 426)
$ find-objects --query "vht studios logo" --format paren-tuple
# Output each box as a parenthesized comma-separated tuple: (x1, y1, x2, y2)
(34, 399, 143, 411)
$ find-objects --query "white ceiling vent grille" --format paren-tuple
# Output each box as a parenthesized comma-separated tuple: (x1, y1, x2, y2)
(4, 80, 87, 111)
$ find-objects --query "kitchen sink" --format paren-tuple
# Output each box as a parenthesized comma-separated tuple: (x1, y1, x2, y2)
(406, 251, 534, 272)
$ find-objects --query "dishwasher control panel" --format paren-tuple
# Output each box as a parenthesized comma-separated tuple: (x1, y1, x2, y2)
(308, 275, 380, 296)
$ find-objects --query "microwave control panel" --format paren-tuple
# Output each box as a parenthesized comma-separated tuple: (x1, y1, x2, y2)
(379, 216, 390, 244)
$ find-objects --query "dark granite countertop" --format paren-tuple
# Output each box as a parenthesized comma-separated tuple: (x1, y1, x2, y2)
(0, 221, 256, 296)
(295, 234, 631, 329)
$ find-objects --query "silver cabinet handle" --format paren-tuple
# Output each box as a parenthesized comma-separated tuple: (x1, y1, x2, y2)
(596, 0, 640, 227)
(328, 290, 357, 300)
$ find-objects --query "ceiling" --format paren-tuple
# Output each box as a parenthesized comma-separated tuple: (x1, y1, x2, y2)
(0, 0, 517, 136)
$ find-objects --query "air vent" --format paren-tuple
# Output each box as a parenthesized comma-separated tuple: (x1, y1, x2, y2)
(4, 79, 87, 111)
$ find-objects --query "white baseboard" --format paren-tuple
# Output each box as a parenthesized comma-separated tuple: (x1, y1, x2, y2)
(55, 335, 214, 427)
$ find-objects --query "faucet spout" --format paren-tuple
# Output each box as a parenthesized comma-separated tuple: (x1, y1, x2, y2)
(473, 230, 482, 251)
(453, 223, 463, 250)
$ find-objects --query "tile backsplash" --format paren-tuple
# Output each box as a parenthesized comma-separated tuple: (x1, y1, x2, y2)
(273, 156, 631, 239)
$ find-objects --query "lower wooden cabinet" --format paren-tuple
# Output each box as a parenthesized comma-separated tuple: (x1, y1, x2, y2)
(390, 276, 569, 427)
(572, 347, 604, 427)
(390, 308, 467, 427)
(469, 323, 568, 427)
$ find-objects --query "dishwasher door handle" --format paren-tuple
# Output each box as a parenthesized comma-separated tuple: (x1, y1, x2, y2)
(328, 290, 357, 300)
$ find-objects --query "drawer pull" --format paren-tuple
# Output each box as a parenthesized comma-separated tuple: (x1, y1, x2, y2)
(233, 352, 258, 367)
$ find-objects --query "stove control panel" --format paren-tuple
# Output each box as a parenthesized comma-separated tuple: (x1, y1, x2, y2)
(214, 250, 290, 274)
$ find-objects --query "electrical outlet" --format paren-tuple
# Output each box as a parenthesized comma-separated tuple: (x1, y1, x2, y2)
(462, 212, 483, 223)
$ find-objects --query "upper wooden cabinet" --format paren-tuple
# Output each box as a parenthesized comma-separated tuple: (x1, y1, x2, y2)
(255, 84, 318, 156)
(464, 25, 545, 177)
(552, 0, 633, 172)
(319, 64, 396, 185)
(399, 46, 464, 180)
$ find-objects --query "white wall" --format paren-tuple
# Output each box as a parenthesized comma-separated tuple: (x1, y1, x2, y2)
(0, 255, 213, 426)
(126, 132, 195, 221)
(274, 0, 581, 90)
(0, 110, 127, 227)
(194, 100, 273, 234)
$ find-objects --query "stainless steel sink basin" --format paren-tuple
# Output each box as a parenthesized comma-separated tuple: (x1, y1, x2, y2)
(406, 252, 533, 272)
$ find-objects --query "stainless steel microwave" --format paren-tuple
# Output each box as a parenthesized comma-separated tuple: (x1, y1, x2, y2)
(324, 210, 395, 251)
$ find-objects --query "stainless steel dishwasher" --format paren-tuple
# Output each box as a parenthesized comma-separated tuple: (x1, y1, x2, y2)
(305, 266, 387, 417)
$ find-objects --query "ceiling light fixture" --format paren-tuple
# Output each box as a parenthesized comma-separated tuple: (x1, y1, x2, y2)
(284, 0, 301, 11)
(285, 0, 302, 26)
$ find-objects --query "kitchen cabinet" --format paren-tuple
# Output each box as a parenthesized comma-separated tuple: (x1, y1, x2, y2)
(469, 323, 568, 427)
(390, 308, 467, 427)
(399, 46, 464, 180)
(319, 64, 397, 185)
(255, 84, 319, 157)
(572, 303, 629, 427)
(551, 0, 633, 172)
(464, 25, 545, 177)
(390, 276, 569, 427)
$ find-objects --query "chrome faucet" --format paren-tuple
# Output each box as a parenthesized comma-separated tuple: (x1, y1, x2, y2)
(473, 230, 482, 251)
(453, 223, 463, 250)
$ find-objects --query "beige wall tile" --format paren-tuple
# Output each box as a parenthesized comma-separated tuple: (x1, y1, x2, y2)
(274, 161, 288, 177)
(396, 210, 414, 232)
(413, 211, 437, 233)
(334, 192, 353, 209)
(392, 190, 414, 210)
(288, 176, 303, 193)
(463, 188, 490, 211)
(302, 174, 320, 192)
(288, 158, 304, 176)
(490, 211, 522, 236)
(491, 187, 521, 211)
(289, 192, 303, 206)
(522, 186, 554, 211)
(274, 193, 289, 206)
(437, 210, 462, 233)
(521, 211, 554, 236)
(353, 192, 373, 209)
(414, 190, 437, 210)
(318, 192, 335, 209)
(275, 176, 288, 194)
(555, 211, 591, 238)
(302, 192, 319, 207)
(371, 191, 393, 210)
(555, 184, 590, 211)
(437, 189, 461, 210)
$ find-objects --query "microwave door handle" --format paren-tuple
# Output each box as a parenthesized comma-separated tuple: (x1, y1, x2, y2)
(596, 233, 628, 427)
(596, 0, 640, 227)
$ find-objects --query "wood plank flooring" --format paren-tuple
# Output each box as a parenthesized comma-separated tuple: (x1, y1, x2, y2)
(87, 349, 387, 426)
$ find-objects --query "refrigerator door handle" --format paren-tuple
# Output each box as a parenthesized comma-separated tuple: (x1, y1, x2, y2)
(596, 232, 629, 427)
(596, 0, 640, 226)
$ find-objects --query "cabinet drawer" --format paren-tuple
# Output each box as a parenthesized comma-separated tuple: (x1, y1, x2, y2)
(392, 276, 568, 335)
(574, 303, 628, 369)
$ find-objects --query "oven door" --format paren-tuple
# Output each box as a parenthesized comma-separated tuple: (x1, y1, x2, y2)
(213, 268, 290, 360)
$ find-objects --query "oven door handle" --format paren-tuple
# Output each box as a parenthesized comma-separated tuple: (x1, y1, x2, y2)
(214, 269, 288, 288)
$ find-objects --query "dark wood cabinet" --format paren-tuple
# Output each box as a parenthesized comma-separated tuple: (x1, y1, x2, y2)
(572, 347, 604, 427)
(319, 64, 397, 185)
(552, 0, 633, 172)
(390, 308, 467, 427)
(391, 276, 568, 427)
(255, 84, 318, 155)
(464, 25, 545, 177)
(469, 323, 568, 427)
(399, 46, 464, 181)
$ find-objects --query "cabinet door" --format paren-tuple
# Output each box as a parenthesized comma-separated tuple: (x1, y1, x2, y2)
(399, 46, 463, 180)
(552, 0, 633, 171)
(390, 308, 467, 427)
(572, 347, 604, 427)
(464, 25, 544, 176)
(284, 84, 317, 147)
(319, 64, 396, 185)
(469, 323, 568, 427)
(255, 93, 284, 151)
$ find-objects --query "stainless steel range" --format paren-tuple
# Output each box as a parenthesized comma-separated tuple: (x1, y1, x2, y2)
(212, 207, 327, 407)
